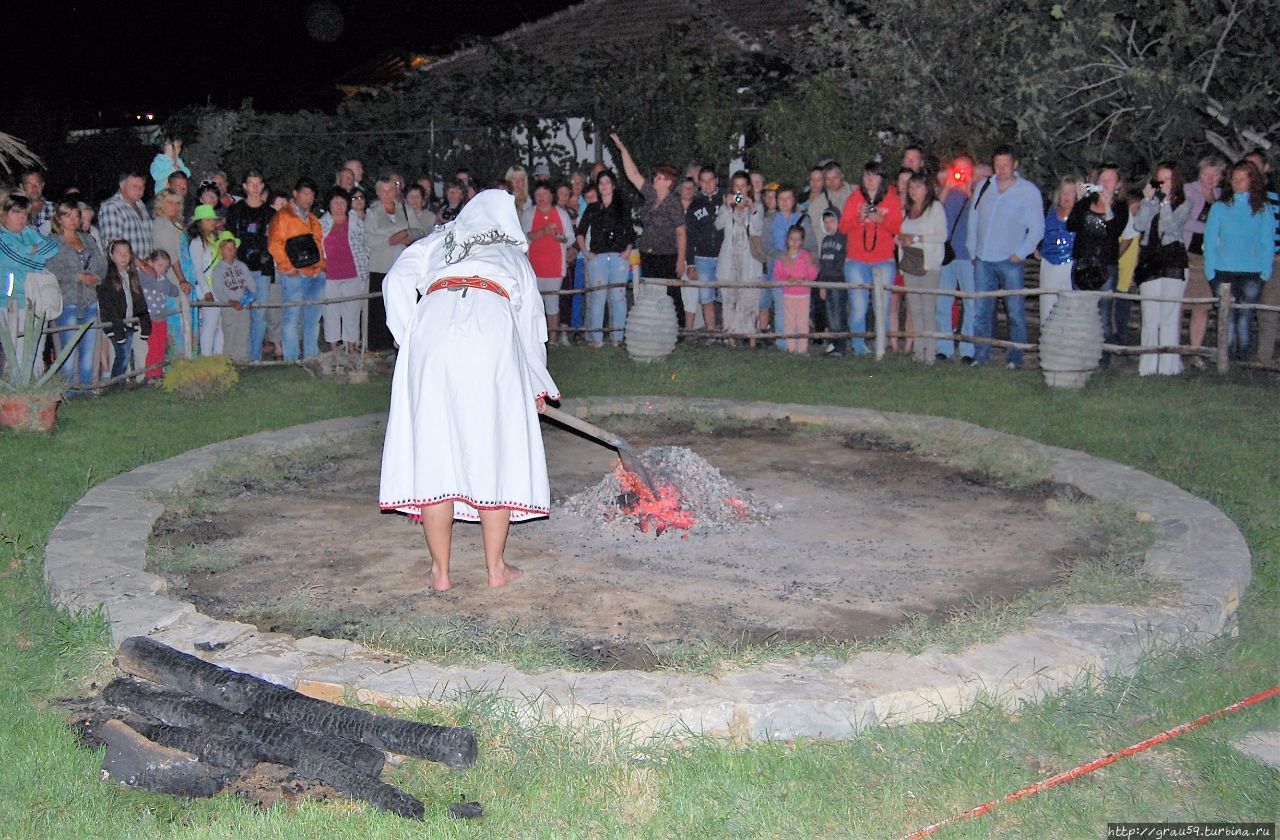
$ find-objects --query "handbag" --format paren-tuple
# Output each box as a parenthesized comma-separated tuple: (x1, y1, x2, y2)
(942, 198, 965, 266)
(899, 245, 927, 277)
(1134, 210, 1188, 286)
(284, 233, 320, 269)
(24, 270, 63, 319)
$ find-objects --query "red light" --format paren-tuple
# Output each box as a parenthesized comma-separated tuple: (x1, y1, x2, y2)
(953, 171, 963, 180)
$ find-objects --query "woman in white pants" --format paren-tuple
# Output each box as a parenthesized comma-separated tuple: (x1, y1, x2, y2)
(320, 188, 369, 351)
(1037, 176, 1079, 322)
(1133, 163, 1191, 376)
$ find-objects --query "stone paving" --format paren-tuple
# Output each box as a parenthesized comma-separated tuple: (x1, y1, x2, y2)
(44, 399, 1255, 743)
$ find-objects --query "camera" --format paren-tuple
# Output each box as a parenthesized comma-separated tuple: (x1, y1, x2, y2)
(733, 192, 743, 205)
(1149, 179, 1165, 201)
(1082, 183, 1102, 195)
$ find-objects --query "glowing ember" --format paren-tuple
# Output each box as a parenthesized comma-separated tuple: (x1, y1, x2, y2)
(613, 462, 695, 535)
(562, 445, 767, 536)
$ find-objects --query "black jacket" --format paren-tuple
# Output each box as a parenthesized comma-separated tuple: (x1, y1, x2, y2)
(97, 275, 151, 344)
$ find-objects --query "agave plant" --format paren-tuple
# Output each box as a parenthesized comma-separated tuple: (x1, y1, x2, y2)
(0, 131, 40, 175)
(0, 307, 92, 392)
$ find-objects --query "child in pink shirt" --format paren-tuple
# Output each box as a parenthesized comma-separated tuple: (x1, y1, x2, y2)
(772, 225, 818, 353)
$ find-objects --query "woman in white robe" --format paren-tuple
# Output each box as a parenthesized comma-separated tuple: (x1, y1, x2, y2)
(379, 190, 560, 591)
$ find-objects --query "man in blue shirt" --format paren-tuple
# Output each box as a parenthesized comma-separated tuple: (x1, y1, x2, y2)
(965, 145, 1045, 368)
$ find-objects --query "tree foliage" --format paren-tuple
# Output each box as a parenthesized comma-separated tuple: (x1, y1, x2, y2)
(167, 16, 782, 191)
(806, 0, 1277, 180)
(752, 75, 877, 187)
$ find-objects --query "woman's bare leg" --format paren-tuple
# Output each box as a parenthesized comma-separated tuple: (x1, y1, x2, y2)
(1189, 307, 1208, 352)
(478, 508, 522, 587)
(421, 503, 455, 591)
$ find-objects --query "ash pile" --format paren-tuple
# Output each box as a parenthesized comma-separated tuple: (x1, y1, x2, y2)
(562, 445, 767, 536)
(68, 636, 479, 820)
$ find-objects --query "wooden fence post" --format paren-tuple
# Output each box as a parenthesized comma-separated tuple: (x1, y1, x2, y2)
(873, 273, 887, 360)
(1216, 283, 1231, 374)
(180, 296, 193, 360)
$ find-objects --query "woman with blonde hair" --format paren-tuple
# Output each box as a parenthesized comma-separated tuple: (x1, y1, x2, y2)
(152, 188, 192, 354)
(504, 165, 532, 214)
(1038, 175, 1079, 321)
(46, 199, 107, 386)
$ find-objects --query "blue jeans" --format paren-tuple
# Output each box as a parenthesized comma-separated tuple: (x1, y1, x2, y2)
(973, 259, 1027, 366)
(823, 276, 850, 354)
(281, 272, 326, 360)
(936, 259, 975, 358)
(1223, 274, 1263, 357)
(108, 336, 132, 383)
(247, 270, 269, 361)
(757, 260, 785, 348)
(844, 259, 895, 355)
(1096, 266, 1121, 345)
(52, 301, 99, 387)
(585, 252, 629, 344)
(570, 255, 585, 329)
(693, 255, 719, 304)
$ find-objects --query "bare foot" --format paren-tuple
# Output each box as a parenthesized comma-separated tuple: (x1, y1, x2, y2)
(424, 566, 451, 591)
(487, 563, 524, 588)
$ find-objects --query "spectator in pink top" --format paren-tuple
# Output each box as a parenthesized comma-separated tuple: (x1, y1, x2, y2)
(320, 187, 370, 352)
(772, 225, 818, 353)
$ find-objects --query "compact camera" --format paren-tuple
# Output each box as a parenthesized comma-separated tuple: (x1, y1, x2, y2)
(733, 193, 744, 205)
(1082, 183, 1103, 195)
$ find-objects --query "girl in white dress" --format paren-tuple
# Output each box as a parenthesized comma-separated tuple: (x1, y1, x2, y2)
(379, 190, 560, 591)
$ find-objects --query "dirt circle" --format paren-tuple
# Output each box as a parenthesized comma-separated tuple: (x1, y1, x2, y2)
(152, 418, 1093, 669)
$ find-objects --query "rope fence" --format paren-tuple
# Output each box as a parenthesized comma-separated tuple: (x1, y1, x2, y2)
(4, 266, 1278, 388)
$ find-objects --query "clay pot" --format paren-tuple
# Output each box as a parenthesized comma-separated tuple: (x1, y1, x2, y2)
(1038, 291, 1103, 388)
(624, 282, 678, 362)
(0, 392, 62, 433)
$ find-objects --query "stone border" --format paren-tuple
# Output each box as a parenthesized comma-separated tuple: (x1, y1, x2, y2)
(44, 399, 1252, 742)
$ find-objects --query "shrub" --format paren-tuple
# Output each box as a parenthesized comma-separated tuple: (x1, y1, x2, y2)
(161, 355, 239, 400)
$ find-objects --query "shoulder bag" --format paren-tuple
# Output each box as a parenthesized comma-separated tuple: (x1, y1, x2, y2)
(24, 271, 63, 319)
(941, 194, 967, 266)
(748, 214, 768, 263)
(899, 243, 927, 277)
(284, 232, 321, 269)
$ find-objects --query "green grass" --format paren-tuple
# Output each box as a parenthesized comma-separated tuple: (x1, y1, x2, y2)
(0, 351, 1276, 838)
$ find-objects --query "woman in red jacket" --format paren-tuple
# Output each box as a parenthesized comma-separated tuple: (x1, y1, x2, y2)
(839, 161, 903, 355)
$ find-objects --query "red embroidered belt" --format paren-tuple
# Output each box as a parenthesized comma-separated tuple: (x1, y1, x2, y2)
(426, 276, 510, 299)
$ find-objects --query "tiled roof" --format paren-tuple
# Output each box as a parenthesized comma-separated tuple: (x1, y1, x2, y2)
(422, 0, 814, 78)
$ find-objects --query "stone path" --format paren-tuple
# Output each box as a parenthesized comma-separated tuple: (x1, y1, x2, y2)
(1232, 730, 1280, 771)
(44, 398, 1253, 743)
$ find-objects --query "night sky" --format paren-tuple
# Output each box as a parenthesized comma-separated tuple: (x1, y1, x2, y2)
(7, 0, 579, 126)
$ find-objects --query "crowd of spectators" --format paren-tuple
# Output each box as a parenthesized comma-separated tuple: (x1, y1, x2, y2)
(1, 134, 1277, 390)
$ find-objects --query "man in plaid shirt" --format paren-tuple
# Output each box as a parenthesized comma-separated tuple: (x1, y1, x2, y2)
(97, 172, 154, 258)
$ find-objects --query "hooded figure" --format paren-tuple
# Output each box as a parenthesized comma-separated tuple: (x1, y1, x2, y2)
(379, 190, 560, 590)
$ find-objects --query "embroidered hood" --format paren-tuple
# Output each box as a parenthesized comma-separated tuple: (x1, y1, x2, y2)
(430, 189, 528, 267)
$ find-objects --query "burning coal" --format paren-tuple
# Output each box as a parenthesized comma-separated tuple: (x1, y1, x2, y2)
(562, 446, 765, 536)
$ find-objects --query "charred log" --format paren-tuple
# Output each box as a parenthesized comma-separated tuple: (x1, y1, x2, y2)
(102, 678, 423, 819)
(117, 636, 477, 768)
(103, 677, 385, 776)
(99, 719, 227, 798)
(131, 722, 265, 772)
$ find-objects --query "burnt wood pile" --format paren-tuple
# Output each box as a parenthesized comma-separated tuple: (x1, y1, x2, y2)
(79, 636, 478, 819)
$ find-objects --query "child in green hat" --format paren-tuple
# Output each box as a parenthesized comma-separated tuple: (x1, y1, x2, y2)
(204, 230, 256, 359)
